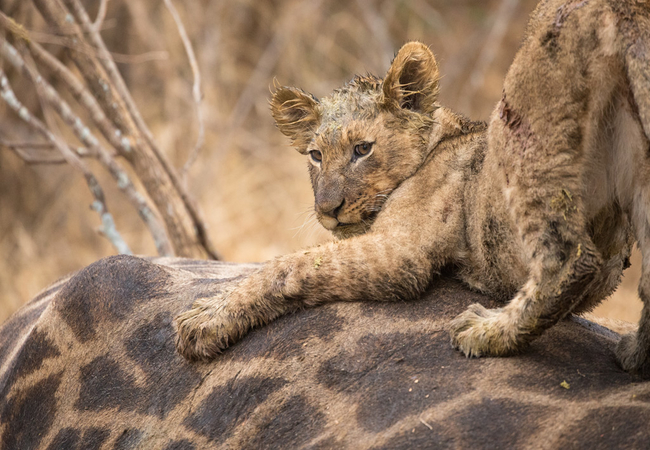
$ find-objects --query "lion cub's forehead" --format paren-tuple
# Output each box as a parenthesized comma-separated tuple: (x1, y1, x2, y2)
(315, 75, 383, 147)
(320, 75, 383, 119)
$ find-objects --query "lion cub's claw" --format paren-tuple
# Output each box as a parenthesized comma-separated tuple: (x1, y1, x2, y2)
(449, 303, 524, 358)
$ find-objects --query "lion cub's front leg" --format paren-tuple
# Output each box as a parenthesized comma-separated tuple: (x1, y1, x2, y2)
(175, 229, 450, 361)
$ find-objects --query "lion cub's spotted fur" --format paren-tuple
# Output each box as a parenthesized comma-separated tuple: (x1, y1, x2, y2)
(177, 0, 650, 377)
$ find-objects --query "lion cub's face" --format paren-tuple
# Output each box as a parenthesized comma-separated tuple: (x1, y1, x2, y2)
(271, 42, 440, 238)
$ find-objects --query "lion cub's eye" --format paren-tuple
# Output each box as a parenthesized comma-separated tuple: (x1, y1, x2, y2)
(309, 150, 322, 163)
(353, 142, 373, 158)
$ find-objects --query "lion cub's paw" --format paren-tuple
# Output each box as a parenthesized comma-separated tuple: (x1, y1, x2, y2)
(616, 332, 650, 379)
(175, 294, 244, 361)
(449, 303, 523, 358)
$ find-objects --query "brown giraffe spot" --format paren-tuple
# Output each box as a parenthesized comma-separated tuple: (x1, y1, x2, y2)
(309, 436, 343, 449)
(183, 376, 287, 444)
(78, 427, 111, 450)
(0, 300, 49, 386)
(370, 422, 454, 450)
(77, 342, 200, 420)
(1, 372, 63, 450)
(125, 312, 178, 374)
(556, 407, 650, 449)
(318, 331, 482, 432)
(54, 255, 171, 343)
(2, 328, 59, 387)
(162, 440, 196, 450)
(76, 356, 141, 412)
(243, 396, 327, 449)
(124, 312, 201, 416)
(46, 428, 80, 450)
(506, 321, 635, 399)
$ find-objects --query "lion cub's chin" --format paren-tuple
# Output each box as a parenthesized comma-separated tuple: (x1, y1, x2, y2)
(318, 216, 339, 230)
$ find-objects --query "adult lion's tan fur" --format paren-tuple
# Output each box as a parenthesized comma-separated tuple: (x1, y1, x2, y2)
(176, 0, 650, 377)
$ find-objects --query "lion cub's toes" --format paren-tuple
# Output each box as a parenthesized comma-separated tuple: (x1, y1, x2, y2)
(175, 296, 243, 361)
(616, 332, 650, 379)
(449, 303, 523, 358)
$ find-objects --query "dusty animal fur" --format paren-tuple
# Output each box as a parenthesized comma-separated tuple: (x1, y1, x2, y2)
(176, 0, 650, 378)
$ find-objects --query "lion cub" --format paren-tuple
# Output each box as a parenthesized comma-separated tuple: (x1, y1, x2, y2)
(176, 0, 650, 377)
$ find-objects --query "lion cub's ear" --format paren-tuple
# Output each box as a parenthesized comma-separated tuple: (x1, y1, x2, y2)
(382, 42, 440, 114)
(270, 86, 321, 153)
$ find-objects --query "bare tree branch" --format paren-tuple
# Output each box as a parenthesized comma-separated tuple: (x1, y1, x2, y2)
(62, 0, 219, 259)
(27, 0, 219, 259)
(0, 67, 131, 254)
(1, 37, 175, 255)
(22, 28, 169, 64)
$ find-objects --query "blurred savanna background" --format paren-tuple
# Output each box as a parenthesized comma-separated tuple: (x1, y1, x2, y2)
(0, 0, 642, 325)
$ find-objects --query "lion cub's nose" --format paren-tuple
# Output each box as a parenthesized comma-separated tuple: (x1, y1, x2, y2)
(317, 199, 344, 219)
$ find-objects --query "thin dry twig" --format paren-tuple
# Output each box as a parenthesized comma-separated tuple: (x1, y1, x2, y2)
(0, 66, 132, 254)
(0, 12, 139, 156)
(419, 416, 433, 430)
(0, 139, 95, 164)
(163, 0, 205, 180)
(93, 0, 109, 32)
(111, 50, 168, 65)
(20, 28, 168, 64)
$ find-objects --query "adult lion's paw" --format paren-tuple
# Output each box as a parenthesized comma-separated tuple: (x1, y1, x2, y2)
(175, 293, 246, 361)
(616, 332, 650, 379)
(449, 303, 524, 358)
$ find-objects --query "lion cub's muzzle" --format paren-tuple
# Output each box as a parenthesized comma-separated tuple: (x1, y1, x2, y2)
(316, 198, 345, 230)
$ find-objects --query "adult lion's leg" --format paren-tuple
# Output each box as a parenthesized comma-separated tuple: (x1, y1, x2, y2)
(615, 76, 650, 376)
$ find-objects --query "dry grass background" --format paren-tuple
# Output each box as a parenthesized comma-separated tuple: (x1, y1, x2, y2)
(0, 0, 642, 325)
